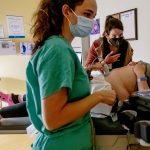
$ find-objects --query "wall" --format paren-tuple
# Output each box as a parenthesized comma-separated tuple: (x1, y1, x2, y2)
(0, 0, 40, 91)
(0, 55, 29, 94)
(0, 0, 39, 42)
(0, 77, 26, 94)
(96, 0, 150, 63)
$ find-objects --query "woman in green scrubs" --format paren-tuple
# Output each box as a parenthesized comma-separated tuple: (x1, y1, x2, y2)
(26, 0, 116, 149)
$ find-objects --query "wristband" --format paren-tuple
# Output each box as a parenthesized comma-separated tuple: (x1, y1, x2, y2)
(137, 76, 147, 82)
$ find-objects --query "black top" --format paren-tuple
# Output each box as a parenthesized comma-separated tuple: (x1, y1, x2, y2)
(102, 36, 129, 69)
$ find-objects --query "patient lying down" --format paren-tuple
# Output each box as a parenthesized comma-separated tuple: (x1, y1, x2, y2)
(105, 61, 149, 101)
(90, 61, 150, 117)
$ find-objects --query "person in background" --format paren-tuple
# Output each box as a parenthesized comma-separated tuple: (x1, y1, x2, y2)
(0, 92, 25, 106)
(0, 94, 27, 119)
(85, 15, 134, 73)
(26, 0, 116, 150)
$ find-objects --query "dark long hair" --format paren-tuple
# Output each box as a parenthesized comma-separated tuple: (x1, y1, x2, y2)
(31, 0, 84, 54)
(104, 15, 123, 35)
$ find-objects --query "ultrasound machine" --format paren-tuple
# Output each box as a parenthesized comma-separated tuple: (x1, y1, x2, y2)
(94, 89, 150, 150)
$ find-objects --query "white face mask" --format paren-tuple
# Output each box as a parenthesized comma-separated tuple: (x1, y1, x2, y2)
(68, 10, 94, 37)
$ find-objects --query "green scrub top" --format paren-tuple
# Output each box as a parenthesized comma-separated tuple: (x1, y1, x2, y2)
(26, 35, 93, 150)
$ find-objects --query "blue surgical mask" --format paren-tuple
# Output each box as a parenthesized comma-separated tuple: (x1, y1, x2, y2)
(68, 10, 94, 37)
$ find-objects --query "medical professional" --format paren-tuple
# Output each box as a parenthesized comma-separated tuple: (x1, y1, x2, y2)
(26, 0, 116, 149)
(85, 15, 134, 71)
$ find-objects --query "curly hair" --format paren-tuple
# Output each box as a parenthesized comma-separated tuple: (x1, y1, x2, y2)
(104, 15, 124, 35)
(31, 0, 84, 54)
